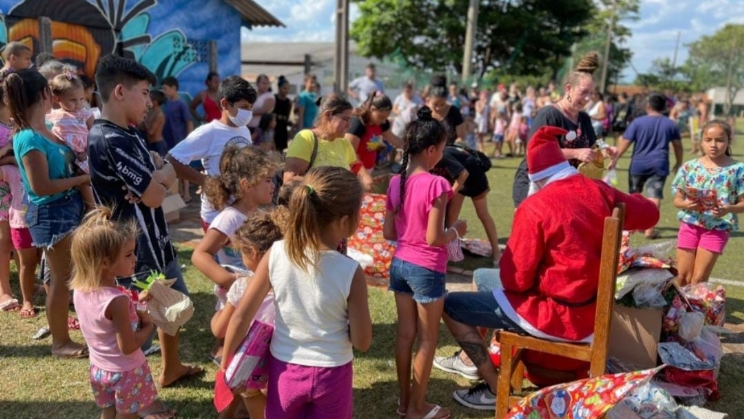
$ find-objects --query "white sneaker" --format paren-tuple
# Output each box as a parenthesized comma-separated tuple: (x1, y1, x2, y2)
(453, 382, 496, 411)
(433, 351, 479, 380)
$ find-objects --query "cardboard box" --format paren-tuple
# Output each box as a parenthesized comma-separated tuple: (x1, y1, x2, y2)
(162, 193, 186, 223)
(608, 305, 662, 369)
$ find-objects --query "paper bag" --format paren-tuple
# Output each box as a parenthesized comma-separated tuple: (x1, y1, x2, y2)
(142, 279, 194, 336)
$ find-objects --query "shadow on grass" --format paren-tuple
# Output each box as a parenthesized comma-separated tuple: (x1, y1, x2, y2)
(722, 296, 744, 326)
(708, 352, 744, 415)
(0, 343, 51, 358)
(353, 378, 494, 419)
(0, 399, 218, 419)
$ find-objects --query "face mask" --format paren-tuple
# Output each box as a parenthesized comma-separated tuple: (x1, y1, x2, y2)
(229, 108, 253, 126)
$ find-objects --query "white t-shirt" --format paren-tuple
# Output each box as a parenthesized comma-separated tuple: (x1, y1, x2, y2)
(350, 76, 385, 103)
(268, 240, 359, 367)
(226, 274, 251, 307)
(168, 120, 252, 223)
(392, 94, 422, 137)
(209, 206, 248, 269)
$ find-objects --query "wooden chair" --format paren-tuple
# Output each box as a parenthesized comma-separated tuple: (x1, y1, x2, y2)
(494, 203, 626, 419)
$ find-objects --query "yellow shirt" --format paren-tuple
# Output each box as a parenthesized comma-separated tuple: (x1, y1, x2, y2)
(287, 129, 357, 170)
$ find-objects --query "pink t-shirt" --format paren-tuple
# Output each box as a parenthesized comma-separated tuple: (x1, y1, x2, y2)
(73, 286, 146, 372)
(0, 122, 11, 148)
(386, 172, 453, 273)
(1, 165, 28, 228)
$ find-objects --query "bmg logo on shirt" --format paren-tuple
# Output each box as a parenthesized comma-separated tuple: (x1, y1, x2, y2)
(116, 161, 144, 186)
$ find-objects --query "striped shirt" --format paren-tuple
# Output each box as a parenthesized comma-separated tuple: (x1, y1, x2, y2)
(88, 119, 176, 274)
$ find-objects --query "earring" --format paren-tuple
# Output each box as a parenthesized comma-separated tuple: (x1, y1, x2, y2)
(566, 94, 572, 103)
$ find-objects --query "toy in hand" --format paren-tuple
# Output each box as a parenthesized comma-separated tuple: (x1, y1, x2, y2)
(132, 270, 194, 336)
(682, 187, 719, 211)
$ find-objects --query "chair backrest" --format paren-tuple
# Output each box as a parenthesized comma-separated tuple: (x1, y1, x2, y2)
(591, 203, 625, 354)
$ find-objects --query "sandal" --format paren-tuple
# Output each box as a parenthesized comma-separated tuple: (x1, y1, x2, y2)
(422, 405, 450, 419)
(52, 345, 89, 359)
(139, 400, 176, 419)
(19, 306, 38, 318)
(0, 297, 20, 312)
(160, 364, 204, 387)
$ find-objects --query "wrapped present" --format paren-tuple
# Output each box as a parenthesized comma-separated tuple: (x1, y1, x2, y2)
(617, 233, 676, 275)
(347, 193, 396, 278)
(658, 342, 720, 402)
(224, 294, 276, 390)
(605, 381, 678, 419)
(505, 366, 663, 419)
(682, 283, 726, 327)
(133, 272, 193, 336)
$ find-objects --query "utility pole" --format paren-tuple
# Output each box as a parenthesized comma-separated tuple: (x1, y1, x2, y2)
(671, 31, 681, 70)
(599, 0, 616, 93)
(333, 0, 349, 95)
(462, 0, 479, 83)
(724, 37, 737, 117)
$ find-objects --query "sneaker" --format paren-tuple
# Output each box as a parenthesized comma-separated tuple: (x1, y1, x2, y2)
(433, 351, 479, 380)
(453, 382, 496, 411)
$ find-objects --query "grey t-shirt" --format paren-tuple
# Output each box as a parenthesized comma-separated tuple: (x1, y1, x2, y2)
(350, 76, 385, 102)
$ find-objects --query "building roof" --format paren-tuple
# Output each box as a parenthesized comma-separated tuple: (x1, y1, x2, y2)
(242, 42, 358, 63)
(224, 0, 284, 28)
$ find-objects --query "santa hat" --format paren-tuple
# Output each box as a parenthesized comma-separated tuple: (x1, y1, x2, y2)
(527, 126, 573, 183)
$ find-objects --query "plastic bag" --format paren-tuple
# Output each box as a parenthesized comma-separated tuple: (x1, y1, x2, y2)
(687, 328, 723, 379)
(224, 294, 276, 390)
(663, 294, 688, 335)
(658, 341, 719, 402)
(346, 248, 374, 269)
(682, 283, 726, 327)
(677, 312, 705, 343)
(615, 268, 674, 308)
(654, 380, 709, 407)
(603, 169, 618, 187)
(606, 381, 678, 419)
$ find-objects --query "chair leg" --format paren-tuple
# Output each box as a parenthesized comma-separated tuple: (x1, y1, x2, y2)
(589, 355, 606, 378)
(510, 353, 525, 393)
(496, 343, 515, 419)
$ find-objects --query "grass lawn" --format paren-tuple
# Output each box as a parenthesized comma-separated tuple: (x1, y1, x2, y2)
(1, 144, 742, 418)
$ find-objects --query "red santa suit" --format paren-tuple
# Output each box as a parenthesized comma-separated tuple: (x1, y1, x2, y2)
(493, 126, 660, 342)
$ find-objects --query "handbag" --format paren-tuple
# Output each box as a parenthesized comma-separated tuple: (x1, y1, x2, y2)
(446, 228, 464, 262)
(271, 131, 319, 204)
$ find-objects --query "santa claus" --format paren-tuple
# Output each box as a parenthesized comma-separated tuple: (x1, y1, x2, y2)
(442, 125, 660, 411)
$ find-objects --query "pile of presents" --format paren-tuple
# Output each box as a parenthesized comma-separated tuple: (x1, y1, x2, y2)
(347, 195, 732, 419)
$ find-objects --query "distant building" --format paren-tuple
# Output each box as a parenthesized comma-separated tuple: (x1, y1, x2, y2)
(241, 41, 422, 104)
(706, 87, 744, 117)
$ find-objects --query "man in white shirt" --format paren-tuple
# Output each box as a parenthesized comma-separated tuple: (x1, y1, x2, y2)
(348, 63, 385, 104)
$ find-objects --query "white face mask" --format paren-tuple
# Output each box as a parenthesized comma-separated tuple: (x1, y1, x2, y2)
(228, 108, 253, 126)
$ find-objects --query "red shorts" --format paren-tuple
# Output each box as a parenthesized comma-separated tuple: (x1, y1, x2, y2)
(11, 227, 34, 250)
(677, 222, 730, 254)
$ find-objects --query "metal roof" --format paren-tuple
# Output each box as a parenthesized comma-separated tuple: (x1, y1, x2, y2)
(223, 0, 284, 28)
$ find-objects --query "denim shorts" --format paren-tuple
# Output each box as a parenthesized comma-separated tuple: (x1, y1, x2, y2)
(444, 291, 524, 332)
(629, 174, 666, 200)
(388, 258, 447, 304)
(26, 192, 83, 249)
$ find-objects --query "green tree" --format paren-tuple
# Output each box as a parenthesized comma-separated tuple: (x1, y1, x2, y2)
(350, 0, 593, 79)
(570, 0, 639, 87)
(684, 24, 744, 115)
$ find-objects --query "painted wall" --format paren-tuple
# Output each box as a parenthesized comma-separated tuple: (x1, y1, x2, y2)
(0, 0, 242, 99)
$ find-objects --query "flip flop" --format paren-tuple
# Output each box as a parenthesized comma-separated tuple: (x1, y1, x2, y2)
(52, 345, 89, 359)
(19, 306, 38, 318)
(33, 326, 51, 340)
(160, 364, 204, 388)
(397, 407, 407, 417)
(207, 354, 222, 367)
(422, 405, 450, 419)
(0, 297, 20, 312)
(138, 400, 176, 419)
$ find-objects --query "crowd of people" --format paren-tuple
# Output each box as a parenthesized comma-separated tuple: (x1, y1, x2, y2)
(0, 39, 741, 419)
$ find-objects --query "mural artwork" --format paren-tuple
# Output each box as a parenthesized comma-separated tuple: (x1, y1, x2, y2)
(0, 0, 241, 98)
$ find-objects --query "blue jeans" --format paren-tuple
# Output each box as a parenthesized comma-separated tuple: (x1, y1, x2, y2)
(444, 291, 524, 332)
(116, 259, 188, 351)
(473, 268, 502, 292)
(388, 258, 446, 304)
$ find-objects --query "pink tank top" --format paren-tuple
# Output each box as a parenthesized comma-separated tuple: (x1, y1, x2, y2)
(73, 286, 146, 372)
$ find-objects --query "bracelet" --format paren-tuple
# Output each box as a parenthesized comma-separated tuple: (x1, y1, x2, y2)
(448, 227, 460, 240)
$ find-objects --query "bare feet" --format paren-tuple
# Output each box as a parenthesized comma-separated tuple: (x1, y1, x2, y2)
(159, 364, 204, 387)
(19, 302, 37, 318)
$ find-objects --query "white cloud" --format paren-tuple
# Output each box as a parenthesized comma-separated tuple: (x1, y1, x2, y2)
(243, 0, 743, 83)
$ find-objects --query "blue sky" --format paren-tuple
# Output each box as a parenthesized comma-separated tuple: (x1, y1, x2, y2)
(242, 0, 744, 83)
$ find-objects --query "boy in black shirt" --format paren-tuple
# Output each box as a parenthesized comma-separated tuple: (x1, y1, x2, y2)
(88, 55, 203, 390)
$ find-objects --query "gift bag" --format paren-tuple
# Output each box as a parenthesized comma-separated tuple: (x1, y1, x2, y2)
(347, 193, 396, 278)
(682, 283, 726, 327)
(224, 294, 276, 390)
(139, 279, 194, 336)
(504, 367, 663, 419)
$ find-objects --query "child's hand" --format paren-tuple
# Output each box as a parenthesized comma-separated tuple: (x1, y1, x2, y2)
(712, 205, 731, 217)
(77, 151, 88, 162)
(682, 199, 703, 212)
(453, 219, 468, 237)
(137, 309, 154, 328)
(150, 151, 165, 170)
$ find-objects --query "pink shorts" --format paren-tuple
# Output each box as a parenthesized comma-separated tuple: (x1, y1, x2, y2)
(677, 222, 730, 254)
(266, 354, 353, 419)
(11, 227, 33, 250)
(90, 362, 159, 414)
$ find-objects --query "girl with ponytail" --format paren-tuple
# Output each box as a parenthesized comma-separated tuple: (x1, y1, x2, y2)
(383, 106, 467, 419)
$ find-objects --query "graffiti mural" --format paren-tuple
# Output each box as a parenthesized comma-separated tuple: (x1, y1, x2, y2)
(0, 0, 242, 98)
